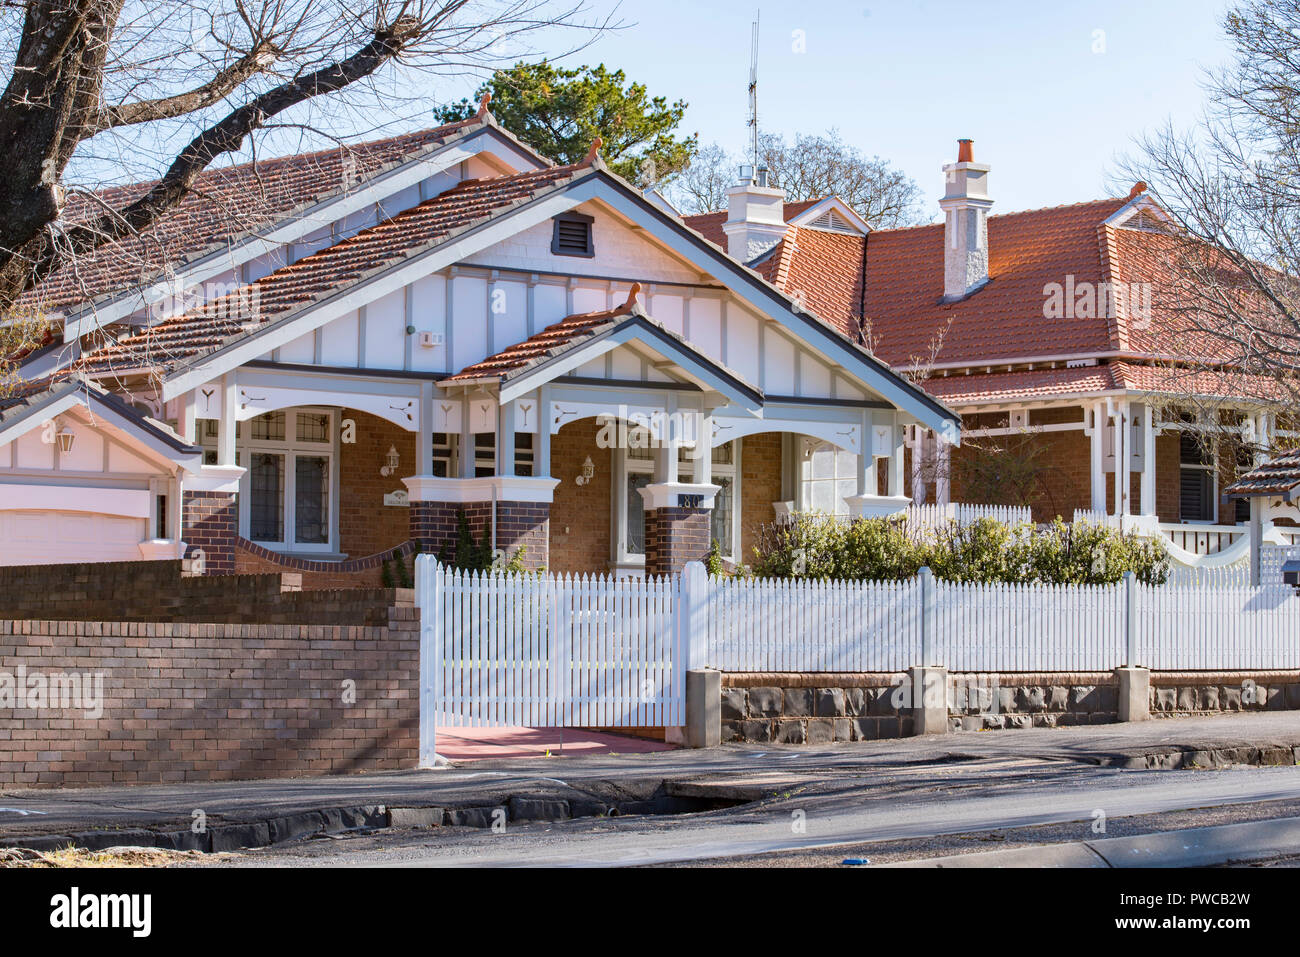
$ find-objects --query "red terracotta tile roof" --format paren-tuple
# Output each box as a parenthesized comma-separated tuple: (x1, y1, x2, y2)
(753, 226, 867, 338)
(682, 199, 824, 247)
(919, 359, 1290, 406)
(860, 199, 1130, 367)
(921, 364, 1121, 404)
(23, 113, 508, 318)
(1109, 360, 1290, 403)
(1224, 449, 1300, 498)
(71, 163, 584, 379)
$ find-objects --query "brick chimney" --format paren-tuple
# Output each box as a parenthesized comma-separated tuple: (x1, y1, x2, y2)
(939, 139, 993, 300)
(723, 165, 787, 262)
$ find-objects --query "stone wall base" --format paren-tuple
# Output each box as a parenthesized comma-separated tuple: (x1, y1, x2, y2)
(718, 670, 1300, 744)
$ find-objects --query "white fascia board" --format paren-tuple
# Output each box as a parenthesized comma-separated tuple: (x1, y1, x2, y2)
(759, 401, 867, 426)
(545, 382, 706, 412)
(63, 127, 548, 342)
(162, 191, 588, 402)
(237, 365, 424, 398)
(581, 180, 960, 439)
(786, 196, 871, 235)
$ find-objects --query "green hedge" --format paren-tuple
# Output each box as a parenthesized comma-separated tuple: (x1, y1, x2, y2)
(746, 515, 1170, 585)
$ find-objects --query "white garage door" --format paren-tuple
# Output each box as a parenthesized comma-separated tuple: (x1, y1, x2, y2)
(0, 510, 146, 565)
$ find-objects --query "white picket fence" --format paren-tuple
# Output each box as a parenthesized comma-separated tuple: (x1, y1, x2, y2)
(907, 503, 1033, 528)
(707, 576, 921, 672)
(935, 580, 1125, 672)
(416, 556, 1300, 764)
(1134, 582, 1299, 670)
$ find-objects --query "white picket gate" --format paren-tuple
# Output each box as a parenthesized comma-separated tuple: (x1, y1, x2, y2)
(416, 557, 701, 765)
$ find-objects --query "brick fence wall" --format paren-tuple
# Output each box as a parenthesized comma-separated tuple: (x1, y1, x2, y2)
(0, 608, 418, 787)
(0, 560, 411, 625)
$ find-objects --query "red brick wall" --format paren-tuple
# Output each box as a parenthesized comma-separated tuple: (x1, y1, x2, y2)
(549, 419, 612, 574)
(338, 409, 416, 558)
(0, 610, 418, 787)
(233, 539, 413, 590)
(644, 506, 710, 577)
(740, 433, 784, 563)
(182, 491, 237, 574)
(1156, 432, 1181, 522)
(409, 501, 548, 570)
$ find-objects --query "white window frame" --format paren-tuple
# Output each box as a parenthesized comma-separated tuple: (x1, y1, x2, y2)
(208, 408, 340, 555)
(797, 436, 857, 516)
(613, 440, 741, 567)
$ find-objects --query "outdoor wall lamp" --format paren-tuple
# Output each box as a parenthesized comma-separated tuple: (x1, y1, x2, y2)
(55, 424, 75, 455)
(380, 445, 400, 477)
(576, 455, 595, 486)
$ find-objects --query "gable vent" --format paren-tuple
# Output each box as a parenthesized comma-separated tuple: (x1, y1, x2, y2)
(1124, 210, 1166, 233)
(552, 213, 595, 257)
(807, 208, 855, 233)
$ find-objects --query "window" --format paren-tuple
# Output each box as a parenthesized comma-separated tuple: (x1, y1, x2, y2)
(799, 438, 857, 516)
(551, 212, 594, 257)
(196, 409, 338, 552)
(619, 441, 740, 564)
(1179, 432, 1216, 523)
(431, 433, 456, 478)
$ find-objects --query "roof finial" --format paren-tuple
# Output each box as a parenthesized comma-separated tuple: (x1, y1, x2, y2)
(620, 282, 642, 313)
(581, 136, 604, 167)
(1128, 180, 1147, 200)
(476, 91, 492, 118)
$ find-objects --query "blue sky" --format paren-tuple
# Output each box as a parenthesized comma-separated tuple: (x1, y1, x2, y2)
(474, 0, 1235, 218)
(78, 0, 1237, 217)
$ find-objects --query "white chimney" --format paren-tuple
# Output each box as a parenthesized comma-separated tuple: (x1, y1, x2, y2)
(723, 165, 787, 262)
(939, 139, 993, 301)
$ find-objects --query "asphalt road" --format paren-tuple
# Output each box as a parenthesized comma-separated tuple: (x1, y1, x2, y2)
(220, 755, 1300, 867)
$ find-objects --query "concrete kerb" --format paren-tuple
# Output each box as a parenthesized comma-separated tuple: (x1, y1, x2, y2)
(879, 814, 1300, 868)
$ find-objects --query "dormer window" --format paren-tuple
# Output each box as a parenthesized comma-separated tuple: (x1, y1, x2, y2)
(552, 212, 595, 257)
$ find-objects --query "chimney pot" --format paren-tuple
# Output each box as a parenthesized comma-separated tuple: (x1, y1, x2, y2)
(957, 139, 974, 163)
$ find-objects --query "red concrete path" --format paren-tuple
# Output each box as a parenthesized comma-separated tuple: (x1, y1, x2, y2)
(435, 726, 674, 761)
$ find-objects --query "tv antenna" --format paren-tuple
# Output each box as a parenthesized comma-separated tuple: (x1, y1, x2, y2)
(747, 11, 760, 174)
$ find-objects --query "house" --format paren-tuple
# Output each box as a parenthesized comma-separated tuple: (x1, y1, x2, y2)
(0, 99, 958, 581)
(683, 140, 1300, 567)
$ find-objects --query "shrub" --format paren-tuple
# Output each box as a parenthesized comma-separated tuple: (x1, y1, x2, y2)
(748, 514, 1169, 585)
